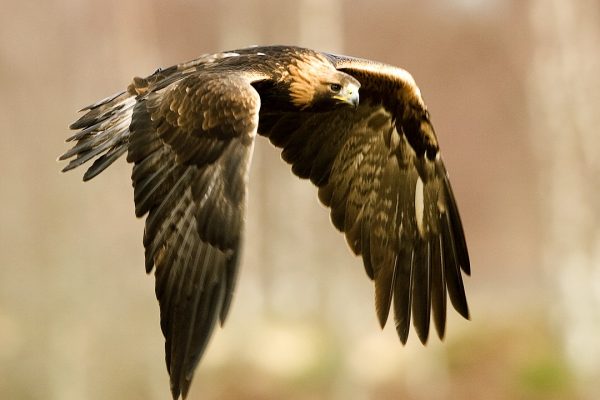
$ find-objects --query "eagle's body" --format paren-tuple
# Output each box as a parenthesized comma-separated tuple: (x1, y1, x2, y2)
(60, 45, 470, 399)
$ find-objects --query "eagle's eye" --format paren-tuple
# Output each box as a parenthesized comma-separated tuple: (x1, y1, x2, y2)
(329, 83, 342, 93)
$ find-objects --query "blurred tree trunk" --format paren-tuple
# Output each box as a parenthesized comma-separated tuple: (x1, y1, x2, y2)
(217, 0, 346, 320)
(529, 0, 600, 397)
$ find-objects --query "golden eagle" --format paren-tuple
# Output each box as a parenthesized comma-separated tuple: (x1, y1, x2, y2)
(60, 45, 470, 399)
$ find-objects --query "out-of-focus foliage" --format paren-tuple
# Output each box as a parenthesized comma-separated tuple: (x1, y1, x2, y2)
(0, 0, 597, 399)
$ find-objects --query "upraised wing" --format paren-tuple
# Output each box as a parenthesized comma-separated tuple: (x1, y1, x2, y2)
(257, 53, 470, 344)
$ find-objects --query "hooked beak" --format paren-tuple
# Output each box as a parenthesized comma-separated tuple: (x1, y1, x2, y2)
(333, 83, 360, 108)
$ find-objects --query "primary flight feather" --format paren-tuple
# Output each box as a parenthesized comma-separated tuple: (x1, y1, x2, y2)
(60, 45, 470, 399)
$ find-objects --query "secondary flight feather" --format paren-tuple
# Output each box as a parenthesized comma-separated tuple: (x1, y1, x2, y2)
(60, 45, 470, 399)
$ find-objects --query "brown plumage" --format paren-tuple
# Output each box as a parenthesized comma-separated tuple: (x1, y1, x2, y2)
(60, 45, 470, 399)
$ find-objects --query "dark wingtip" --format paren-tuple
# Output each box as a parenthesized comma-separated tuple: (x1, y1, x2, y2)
(435, 322, 446, 341)
(170, 383, 181, 400)
(462, 261, 471, 276)
(396, 321, 410, 345)
(376, 305, 389, 329)
(82, 169, 97, 182)
(61, 162, 77, 173)
(374, 268, 394, 329)
(181, 378, 192, 400)
(169, 371, 190, 400)
(413, 314, 431, 345)
(416, 328, 429, 345)
(452, 297, 470, 321)
(461, 303, 471, 320)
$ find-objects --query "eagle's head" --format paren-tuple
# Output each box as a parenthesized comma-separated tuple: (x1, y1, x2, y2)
(287, 54, 360, 111)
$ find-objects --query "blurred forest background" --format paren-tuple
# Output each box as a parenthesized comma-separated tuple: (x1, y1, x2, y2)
(1, 0, 599, 399)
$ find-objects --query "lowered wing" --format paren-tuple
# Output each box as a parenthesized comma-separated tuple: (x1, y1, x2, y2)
(62, 69, 263, 399)
(258, 54, 470, 344)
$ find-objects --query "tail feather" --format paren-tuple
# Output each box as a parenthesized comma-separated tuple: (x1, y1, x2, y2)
(61, 91, 136, 179)
(70, 92, 131, 129)
(83, 145, 128, 181)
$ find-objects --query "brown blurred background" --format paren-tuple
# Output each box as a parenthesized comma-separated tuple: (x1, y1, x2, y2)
(1, 0, 599, 399)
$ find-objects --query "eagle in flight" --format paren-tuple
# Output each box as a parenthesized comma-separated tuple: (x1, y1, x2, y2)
(60, 45, 470, 399)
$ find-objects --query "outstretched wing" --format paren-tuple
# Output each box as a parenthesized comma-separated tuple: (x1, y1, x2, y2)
(128, 72, 261, 399)
(258, 54, 470, 344)
(63, 68, 263, 399)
